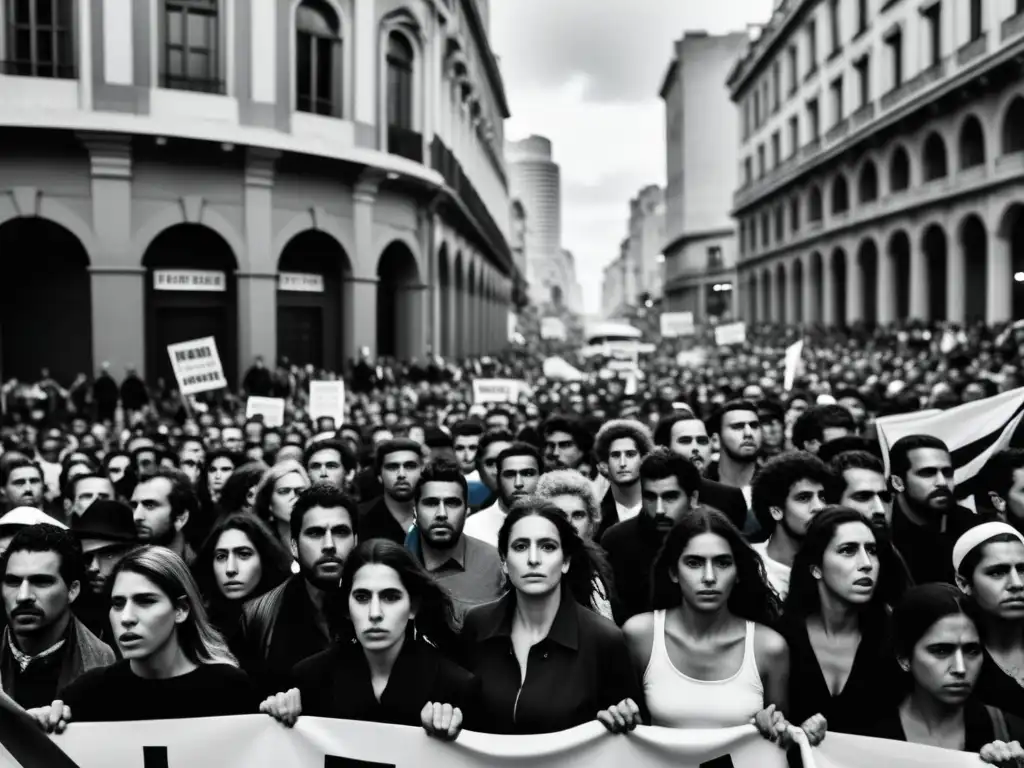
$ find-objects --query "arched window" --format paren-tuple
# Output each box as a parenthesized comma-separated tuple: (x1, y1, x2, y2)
(922, 133, 948, 181)
(959, 116, 986, 169)
(387, 31, 414, 129)
(790, 195, 801, 233)
(808, 185, 823, 222)
(1004, 97, 1024, 155)
(832, 175, 849, 214)
(890, 146, 910, 192)
(5, 0, 75, 78)
(858, 161, 878, 203)
(296, 0, 341, 116)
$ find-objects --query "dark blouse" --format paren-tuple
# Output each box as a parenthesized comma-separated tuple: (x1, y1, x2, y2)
(290, 638, 478, 726)
(975, 649, 1024, 720)
(863, 699, 1024, 751)
(784, 617, 902, 735)
(460, 588, 643, 735)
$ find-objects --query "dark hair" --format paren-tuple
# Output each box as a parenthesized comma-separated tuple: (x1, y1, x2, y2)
(784, 507, 899, 621)
(303, 439, 356, 474)
(423, 427, 454, 450)
(495, 442, 542, 476)
(374, 439, 424, 474)
(651, 509, 781, 626)
(66, 472, 112, 502)
(792, 405, 857, 450)
(639, 448, 702, 496)
(978, 449, 1024, 503)
(217, 462, 268, 514)
(289, 483, 360, 542)
(485, 408, 512, 426)
(194, 512, 293, 606)
(705, 400, 759, 437)
(593, 419, 654, 462)
(541, 416, 593, 455)
(892, 583, 978, 660)
(889, 435, 950, 481)
(59, 460, 99, 501)
(751, 452, 832, 533)
(139, 468, 200, 524)
(496, 498, 600, 611)
(0, 524, 85, 588)
(452, 421, 485, 439)
(0, 457, 42, 487)
(956, 531, 1024, 582)
(414, 461, 468, 504)
(653, 413, 699, 449)
(475, 430, 515, 471)
(829, 450, 886, 501)
(818, 436, 881, 465)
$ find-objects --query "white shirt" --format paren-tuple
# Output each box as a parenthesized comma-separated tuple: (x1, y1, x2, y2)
(615, 500, 643, 523)
(463, 468, 481, 484)
(463, 501, 506, 549)
(751, 540, 791, 600)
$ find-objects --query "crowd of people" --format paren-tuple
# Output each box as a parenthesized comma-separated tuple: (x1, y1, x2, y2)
(3, 321, 1024, 764)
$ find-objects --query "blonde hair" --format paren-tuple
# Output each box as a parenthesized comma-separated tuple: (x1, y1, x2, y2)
(252, 459, 310, 525)
(111, 546, 238, 667)
(535, 469, 601, 526)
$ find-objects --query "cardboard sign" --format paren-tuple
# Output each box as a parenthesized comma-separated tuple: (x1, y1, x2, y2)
(714, 322, 747, 346)
(472, 378, 524, 404)
(783, 340, 804, 391)
(167, 337, 227, 395)
(278, 272, 325, 293)
(660, 312, 695, 337)
(154, 270, 226, 291)
(245, 396, 286, 427)
(308, 380, 346, 424)
(540, 317, 567, 340)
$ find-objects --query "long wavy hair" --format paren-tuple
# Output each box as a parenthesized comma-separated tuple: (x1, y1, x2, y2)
(193, 512, 293, 607)
(109, 546, 238, 667)
(218, 462, 269, 515)
(251, 460, 310, 528)
(651, 508, 782, 627)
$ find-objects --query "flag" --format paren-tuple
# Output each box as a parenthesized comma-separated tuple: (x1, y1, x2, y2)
(0, 689, 81, 767)
(783, 340, 804, 391)
(876, 387, 1024, 507)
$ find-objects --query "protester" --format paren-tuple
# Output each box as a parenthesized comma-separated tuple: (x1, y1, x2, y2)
(464, 443, 542, 548)
(592, 420, 653, 538)
(251, 460, 311, 549)
(469, 430, 514, 511)
(129, 469, 198, 565)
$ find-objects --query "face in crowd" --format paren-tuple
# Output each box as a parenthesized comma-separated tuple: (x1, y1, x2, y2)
(207, 456, 236, 500)
(718, 409, 762, 463)
(958, 537, 1024, 623)
(380, 450, 423, 503)
(498, 455, 540, 508)
(641, 474, 694, 533)
(291, 504, 357, 591)
(503, 514, 568, 598)
(548, 493, 594, 541)
(270, 471, 310, 526)
(178, 440, 205, 485)
(348, 561, 414, 654)
(110, 570, 183, 660)
(667, 420, 712, 473)
(83, 543, 134, 597)
(814, 520, 879, 606)
(3, 466, 45, 509)
(415, 480, 467, 552)
(70, 477, 115, 519)
(130, 477, 185, 547)
(544, 431, 582, 471)
(604, 438, 642, 488)
(454, 433, 481, 476)
(478, 439, 513, 493)
(899, 612, 982, 708)
(770, 477, 828, 541)
(2, 547, 79, 648)
(672, 531, 737, 614)
(106, 454, 131, 485)
(839, 467, 893, 529)
(893, 447, 956, 515)
(308, 447, 346, 488)
(213, 528, 263, 602)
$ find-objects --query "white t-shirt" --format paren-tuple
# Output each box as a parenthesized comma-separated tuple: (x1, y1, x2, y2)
(464, 501, 506, 549)
(751, 540, 791, 600)
(615, 500, 643, 523)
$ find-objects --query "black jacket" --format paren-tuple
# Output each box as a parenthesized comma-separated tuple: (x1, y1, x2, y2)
(596, 479, 748, 542)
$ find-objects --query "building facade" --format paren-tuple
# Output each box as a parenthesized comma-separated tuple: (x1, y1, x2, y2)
(660, 31, 748, 322)
(730, 0, 1024, 328)
(0, 0, 519, 387)
(628, 184, 666, 301)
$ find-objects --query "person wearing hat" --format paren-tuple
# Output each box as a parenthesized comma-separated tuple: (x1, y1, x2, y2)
(0, 507, 67, 558)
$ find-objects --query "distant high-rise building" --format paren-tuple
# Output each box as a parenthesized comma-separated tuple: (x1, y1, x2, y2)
(660, 31, 748, 322)
(629, 185, 667, 300)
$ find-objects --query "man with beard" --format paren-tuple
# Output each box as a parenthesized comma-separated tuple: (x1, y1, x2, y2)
(601, 450, 701, 623)
(978, 448, 1024, 526)
(749, 453, 830, 599)
(0, 525, 114, 708)
(541, 415, 591, 472)
(129, 468, 198, 564)
(239, 484, 357, 694)
(452, 421, 485, 483)
(357, 439, 423, 545)
(464, 443, 541, 548)
(68, 500, 138, 641)
(889, 435, 975, 585)
(1, 458, 46, 515)
(591, 420, 652, 540)
(408, 462, 503, 632)
(65, 474, 115, 519)
(704, 401, 762, 512)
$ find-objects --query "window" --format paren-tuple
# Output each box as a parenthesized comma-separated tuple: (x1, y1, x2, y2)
(855, 55, 870, 106)
(829, 0, 841, 53)
(754, 89, 761, 128)
(744, 157, 753, 185)
(923, 2, 941, 68)
(789, 114, 800, 157)
(831, 76, 844, 123)
(758, 144, 766, 178)
(807, 20, 818, 75)
(858, 0, 869, 33)
(761, 212, 770, 247)
(790, 195, 801, 232)
(296, 0, 342, 116)
(771, 131, 781, 167)
(4, 0, 75, 78)
(386, 31, 414, 129)
(788, 45, 799, 94)
(163, 0, 220, 92)
(808, 97, 820, 140)
(707, 247, 723, 270)
(772, 61, 781, 112)
(774, 205, 785, 243)
(886, 28, 903, 90)
(1018, 0, 1024, 16)
(969, 0, 983, 41)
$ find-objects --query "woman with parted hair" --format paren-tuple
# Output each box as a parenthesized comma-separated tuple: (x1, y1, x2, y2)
(251, 459, 311, 549)
(27, 546, 258, 731)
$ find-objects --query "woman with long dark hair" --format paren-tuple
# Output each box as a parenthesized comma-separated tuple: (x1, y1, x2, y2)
(863, 583, 1024, 763)
(27, 546, 256, 731)
(193, 513, 294, 640)
(260, 540, 473, 740)
(193, 450, 242, 545)
(460, 497, 643, 734)
(783, 507, 905, 736)
(218, 462, 268, 515)
(610, 508, 801, 743)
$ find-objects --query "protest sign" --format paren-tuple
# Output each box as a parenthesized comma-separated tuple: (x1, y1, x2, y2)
(783, 340, 804, 391)
(309, 380, 346, 424)
(676, 348, 709, 368)
(660, 312, 695, 338)
(541, 317, 567, 340)
(166, 337, 227, 396)
(472, 378, 524, 404)
(245, 396, 286, 428)
(714, 322, 747, 347)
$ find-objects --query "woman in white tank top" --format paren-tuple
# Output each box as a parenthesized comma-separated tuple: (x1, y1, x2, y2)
(602, 509, 825, 746)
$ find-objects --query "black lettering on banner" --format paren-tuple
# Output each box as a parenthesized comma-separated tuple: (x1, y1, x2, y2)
(700, 754, 735, 768)
(143, 746, 169, 768)
(324, 757, 396, 768)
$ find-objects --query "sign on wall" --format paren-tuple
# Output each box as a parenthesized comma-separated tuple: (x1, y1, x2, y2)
(166, 337, 227, 395)
(660, 312, 695, 337)
(309, 380, 346, 424)
(153, 270, 226, 292)
(541, 317, 567, 340)
(278, 272, 325, 293)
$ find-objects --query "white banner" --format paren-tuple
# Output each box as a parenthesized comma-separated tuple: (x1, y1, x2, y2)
(278, 272, 325, 293)
(714, 322, 747, 347)
(308, 381, 346, 424)
(660, 312, 695, 338)
(783, 340, 804, 391)
(472, 378, 525, 404)
(245, 396, 286, 428)
(167, 337, 227, 396)
(541, 317, 567, 340)
(153, 270, 226, 292)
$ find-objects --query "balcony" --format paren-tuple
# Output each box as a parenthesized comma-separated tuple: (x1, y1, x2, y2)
(801, 137, 821, 160)
(1003, 12, 1024, 41)
(0, 60, 75, 79)
(917, 58, 948, 88)
(881, 80, 909, 110)
(851, 102, 876, 129)
(826, 117, 849, 143)
(160, 73, 225, 94)
(387, 125, 423, 163)
(957, 36, 988, 67)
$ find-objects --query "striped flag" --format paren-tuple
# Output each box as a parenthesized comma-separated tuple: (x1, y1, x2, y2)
(876, 387, 1024, 509)
(0, 689, 80, 767)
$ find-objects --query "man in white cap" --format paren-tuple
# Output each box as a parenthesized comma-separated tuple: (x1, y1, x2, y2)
(0, 507, 67, 558)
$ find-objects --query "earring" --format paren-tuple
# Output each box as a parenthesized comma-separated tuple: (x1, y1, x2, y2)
(811, 568, 822, 580)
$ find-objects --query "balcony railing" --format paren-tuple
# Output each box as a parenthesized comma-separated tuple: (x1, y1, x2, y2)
(1003, 12, 1024, 41)
(387, 125, 423, 163)
(160, 73, 226, 94)
(957, 36, 988, 67)
(0, 60, 76, 79)
(801, 137, 821, 160)
(881, 80, 908, 110)
(826, 117, 850, 143)
(851, 102, 876, 129)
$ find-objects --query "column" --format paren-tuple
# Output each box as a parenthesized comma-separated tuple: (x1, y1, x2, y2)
(346, 277, 378, 356)
(352, 0, 376, 126)
(239, 148, 279, 372)
(822, 257, 835, 326)
(845, 247, 863, 324)
(801, 257, 816, 325)
(988, 233, 1013, 324)
(445, 272, 458, 357)
(877, 246, 896, 324)
(695, 280, 707, 322)
(81, 133, 143, 376)
(909, 235, 929, 320)
(395, 284, 427, 359)
(947, 236, 966, 324)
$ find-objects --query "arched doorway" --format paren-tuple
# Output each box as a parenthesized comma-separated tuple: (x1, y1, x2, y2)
(376, 241, 421, 358)
(775, 262, 787, 323)
(277, 230, 350, 370)
(922, 225, 948, 321)
(960, 215, 988, 322)
(858, 239, 879, 324)
(0, 218, 92, 384)
(809, 251, 824, 324)
(791, 258, 804, 323)
(453, 252, 465, 357)
(1004, 204, 1024, 318)
(438, 245, 452, 356)
(831, 248, 847, 325)
(761, 269, 772, 322)
(889, 231, 911, 320)
(143, 224, 238, 388)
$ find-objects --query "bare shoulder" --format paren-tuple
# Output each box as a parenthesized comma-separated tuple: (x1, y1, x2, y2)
(753, 623, 789, 661)
(622, 612, 656, 642)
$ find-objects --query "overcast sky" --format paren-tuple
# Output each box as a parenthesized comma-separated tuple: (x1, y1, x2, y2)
(490, 0, 775, 315)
